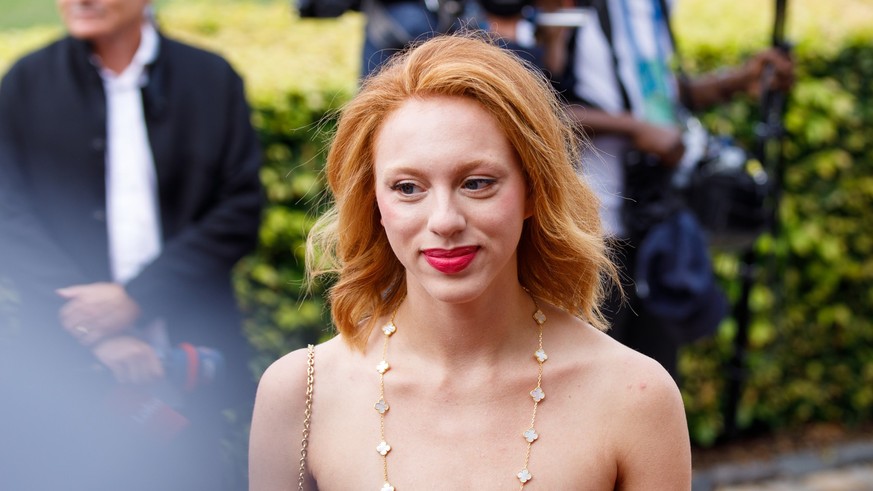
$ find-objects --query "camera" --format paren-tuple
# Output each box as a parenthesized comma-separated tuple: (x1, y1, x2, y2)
(679, 135, 770, 250)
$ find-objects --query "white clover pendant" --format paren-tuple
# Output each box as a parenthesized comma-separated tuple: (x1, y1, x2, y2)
(376, 441, 391, 456)
(380, 483, 395, 491)
(532, 309, 546, 325)
(523, 428, 539, 443)
(534, 349, 548, 363)
(374, 398, 390, 414)
(530, 387, 545, 403)
(382, 322, 396, 336)
(376, 360, 390, 374)
(517, 469, 533, 484)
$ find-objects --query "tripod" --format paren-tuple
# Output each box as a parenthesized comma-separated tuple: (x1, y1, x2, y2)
(722, 0, 792, 439)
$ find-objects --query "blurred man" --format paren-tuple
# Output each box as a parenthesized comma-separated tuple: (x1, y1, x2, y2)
(0, 1, 262, 489)
(560, 0, 792, 378)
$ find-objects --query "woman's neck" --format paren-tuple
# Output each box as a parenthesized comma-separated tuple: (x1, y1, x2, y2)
(392, 282, 537, 366)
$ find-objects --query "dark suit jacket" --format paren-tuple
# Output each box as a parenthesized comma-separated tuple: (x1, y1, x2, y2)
(0, 32, 263, 407)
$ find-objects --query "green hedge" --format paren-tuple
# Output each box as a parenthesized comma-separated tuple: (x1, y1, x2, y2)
(2, 0, 871, 446)
(671, 0, 873, 444)
(150, 1, 364, 374)
(681, 40, 873, 444)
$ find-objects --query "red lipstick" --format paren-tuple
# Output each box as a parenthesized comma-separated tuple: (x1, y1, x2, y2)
(422, 246, 478, 274)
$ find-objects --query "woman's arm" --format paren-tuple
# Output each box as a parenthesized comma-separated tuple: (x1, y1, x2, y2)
(681, 47, 794, 111)
(565, 105, 686, 167)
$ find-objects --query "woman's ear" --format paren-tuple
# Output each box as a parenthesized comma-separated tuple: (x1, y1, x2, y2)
(524, 186, 534, 219)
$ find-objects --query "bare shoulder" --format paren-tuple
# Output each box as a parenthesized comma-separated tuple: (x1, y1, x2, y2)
(547, 307, 682, 408)
(542, 308, 691, 489)
(600, 339, 691, 489)
(551, 312, 685, 428)
(255, 345, 314, 408)
(249, 345, 314, 491)
(250, 338, 354, 491)
(593, 330, 682, 410)
(595, 338, 690, 488)
(253, 336, 350, 409)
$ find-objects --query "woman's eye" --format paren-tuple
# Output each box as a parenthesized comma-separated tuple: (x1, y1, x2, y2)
(462, 178, 495, 191)
(391, 182, 421, 195)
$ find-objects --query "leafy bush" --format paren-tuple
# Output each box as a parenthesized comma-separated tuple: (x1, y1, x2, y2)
(154, 1, 365, 374)
(1, 0, 871, 446)
(674, 0, 873, 445)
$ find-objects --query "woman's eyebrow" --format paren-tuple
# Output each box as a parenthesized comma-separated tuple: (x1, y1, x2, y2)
(380, 158, 504, 176)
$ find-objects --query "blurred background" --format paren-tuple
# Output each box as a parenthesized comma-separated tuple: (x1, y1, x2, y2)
(1, 0, 871, 485)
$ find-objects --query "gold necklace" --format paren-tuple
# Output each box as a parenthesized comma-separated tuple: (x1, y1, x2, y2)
(374, 299, 548, 490)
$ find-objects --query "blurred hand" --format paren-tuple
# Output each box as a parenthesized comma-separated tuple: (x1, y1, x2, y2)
(741, 47, 795, 98)
(631, 121, 685, 167)
(56, 282, 141, 346)
(91, 335, 164, 385)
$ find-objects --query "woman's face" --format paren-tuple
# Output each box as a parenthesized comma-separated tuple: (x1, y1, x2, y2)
(373, 95, 531, 304)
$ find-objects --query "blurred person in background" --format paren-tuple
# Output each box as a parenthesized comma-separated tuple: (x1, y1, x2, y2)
(478, 0, 548, 71)
(360, 0, 442, 77)
(0, 0, 262, 489)
(557, 0, 793, 378)
(358, 0, 580, 79)
(360, 0, 565, 78)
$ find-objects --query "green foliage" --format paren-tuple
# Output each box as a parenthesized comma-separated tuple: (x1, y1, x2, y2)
(0, 0, 60, 30)
(675, 10, 873, 443)
(154, 1, 364, 375)
(2, 0, 871, 447)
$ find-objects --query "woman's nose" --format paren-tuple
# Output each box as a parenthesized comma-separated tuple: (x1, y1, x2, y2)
(427, 193, 466, 237)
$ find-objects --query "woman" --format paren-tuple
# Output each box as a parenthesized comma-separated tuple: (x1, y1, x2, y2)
(249, 33, 691, 490)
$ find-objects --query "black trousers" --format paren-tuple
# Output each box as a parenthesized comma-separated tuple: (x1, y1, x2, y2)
(603, 238, 680, 380)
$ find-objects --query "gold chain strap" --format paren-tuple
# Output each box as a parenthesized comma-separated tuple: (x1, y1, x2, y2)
(298, 344, 315, 491)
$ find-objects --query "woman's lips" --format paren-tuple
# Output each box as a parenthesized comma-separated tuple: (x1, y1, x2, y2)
(422, 246, 479, 274)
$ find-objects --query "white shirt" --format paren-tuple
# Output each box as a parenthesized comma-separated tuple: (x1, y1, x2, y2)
(100, 22, 161, 285)
(573, 0, 677, 237)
